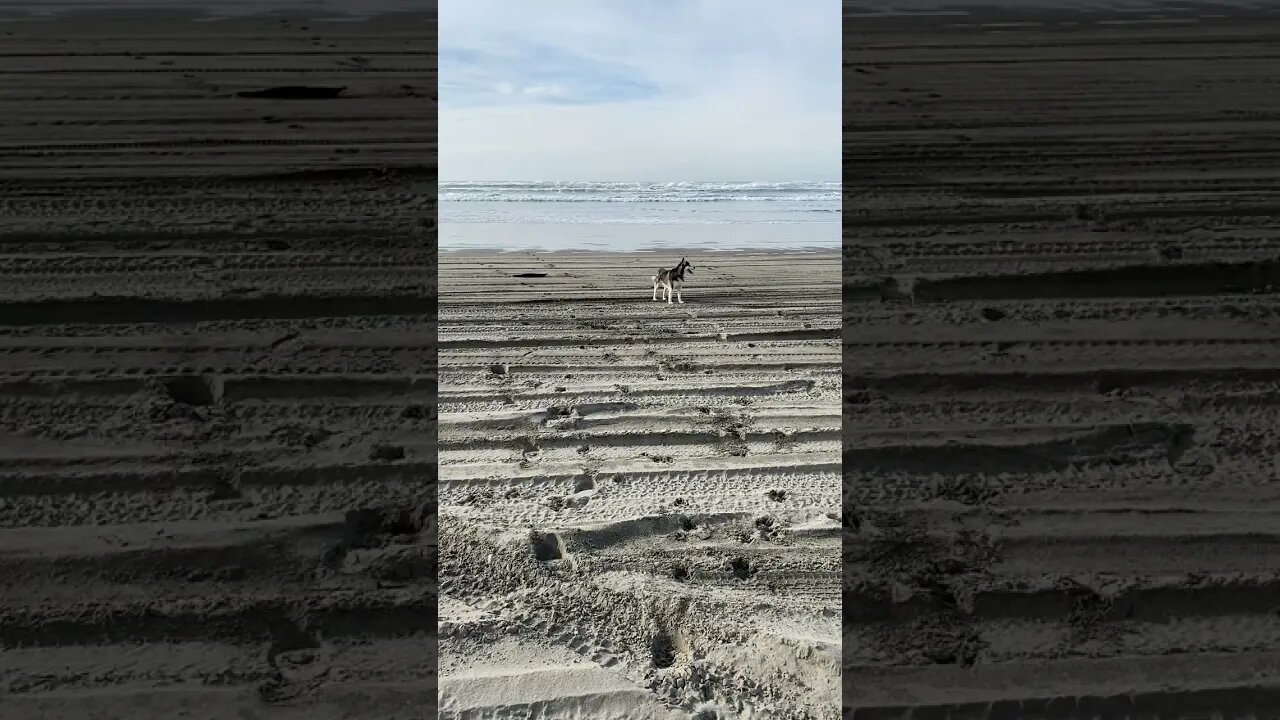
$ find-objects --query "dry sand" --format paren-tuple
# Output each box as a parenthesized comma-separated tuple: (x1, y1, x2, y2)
(0, 7, 437, 719)
(437, 251, 842, 719)
(846, 1, 1280, 717)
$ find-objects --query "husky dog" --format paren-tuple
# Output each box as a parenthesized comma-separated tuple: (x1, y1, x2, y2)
(652, 257, 693, 304)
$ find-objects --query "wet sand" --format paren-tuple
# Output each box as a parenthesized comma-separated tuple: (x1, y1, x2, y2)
(0, 7, 437, 719)
(437, 251, 841, 719)
(846, 1, 1280, 716)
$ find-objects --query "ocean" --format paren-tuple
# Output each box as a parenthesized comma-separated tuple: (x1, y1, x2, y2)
(439, 181, 841, 252)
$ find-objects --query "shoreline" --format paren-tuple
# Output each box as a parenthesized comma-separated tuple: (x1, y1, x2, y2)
(439, 223, 839, 254)
(439, 246, 840, 255)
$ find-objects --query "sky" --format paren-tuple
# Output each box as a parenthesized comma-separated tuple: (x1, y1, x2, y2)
(439, 0, 840, 182)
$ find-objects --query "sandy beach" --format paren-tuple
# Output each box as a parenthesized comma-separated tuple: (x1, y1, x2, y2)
(0, 7, 437, 719)
(846, 1, 1280, 716)
(437, 251, 841, 719)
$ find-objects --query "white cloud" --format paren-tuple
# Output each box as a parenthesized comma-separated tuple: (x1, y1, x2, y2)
(439, 0, 840, 182)
(522, 84, 567, 98)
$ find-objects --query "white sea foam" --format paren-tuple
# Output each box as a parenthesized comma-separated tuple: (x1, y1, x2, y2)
(439, 180, 841, 250)
(440, 180, 841, 203)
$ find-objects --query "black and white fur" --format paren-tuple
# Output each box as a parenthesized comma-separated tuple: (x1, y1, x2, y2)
(652, 257, 693, 304)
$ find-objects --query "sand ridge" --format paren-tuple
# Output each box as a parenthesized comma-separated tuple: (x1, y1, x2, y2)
(437, 251, 842, 719)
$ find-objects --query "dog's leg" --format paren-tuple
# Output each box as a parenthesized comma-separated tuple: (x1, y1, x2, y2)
(652, 279, 658, 301)
(677, 287, 684, 304)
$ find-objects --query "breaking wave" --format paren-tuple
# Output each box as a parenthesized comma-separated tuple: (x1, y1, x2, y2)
(440, 180, 841, 203)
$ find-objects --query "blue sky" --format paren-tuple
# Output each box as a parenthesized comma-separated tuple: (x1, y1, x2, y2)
(439, 1, 840, 182)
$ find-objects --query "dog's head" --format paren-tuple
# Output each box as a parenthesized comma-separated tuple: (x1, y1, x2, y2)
(679, 257, 693, 275)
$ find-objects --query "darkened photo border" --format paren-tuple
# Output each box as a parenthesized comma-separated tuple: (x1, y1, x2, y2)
(844, 1, 1280, 717)
(0, 2, 438, 717)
